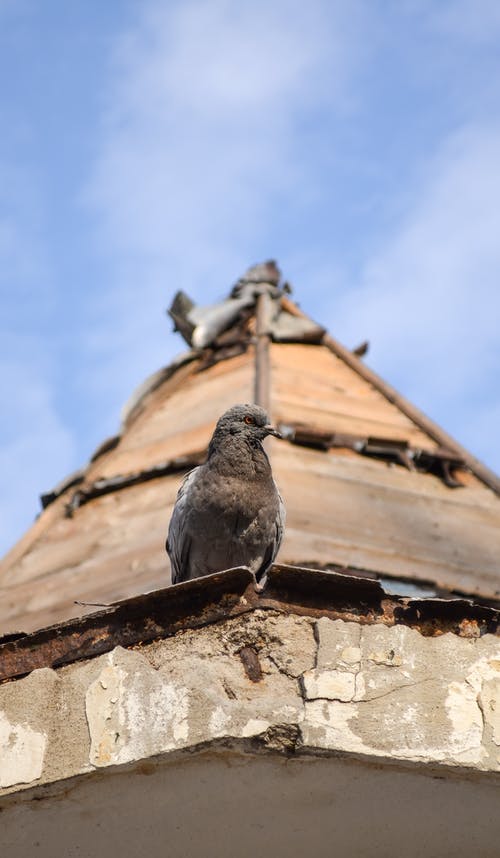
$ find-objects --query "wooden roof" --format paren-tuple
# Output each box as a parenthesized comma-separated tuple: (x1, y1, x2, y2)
(1, 264, 499, 634)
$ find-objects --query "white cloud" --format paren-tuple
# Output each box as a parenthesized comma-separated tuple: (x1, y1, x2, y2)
(332, 123, 500, 469)
(86, 0, 361, 258)
(79, 0, 367, 430)
(113, 1, 330, 116)
(2, 0, 366, 561)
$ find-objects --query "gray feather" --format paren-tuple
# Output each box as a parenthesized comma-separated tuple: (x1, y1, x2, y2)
(166, 404, 285, 586)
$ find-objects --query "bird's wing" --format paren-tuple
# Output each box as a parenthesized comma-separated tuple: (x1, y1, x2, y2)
(275, 489, 286, 559)
(166, 467, 199, 584)
(256, 488, 286, 584)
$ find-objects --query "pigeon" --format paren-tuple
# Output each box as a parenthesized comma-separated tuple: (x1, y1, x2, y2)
(166, 404, 285, 589)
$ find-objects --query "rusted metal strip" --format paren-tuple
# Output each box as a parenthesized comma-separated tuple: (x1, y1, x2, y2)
(0, 569, 257, 683)
(279, 421, 466, 487)
(60, 422, 469, 519)
(56, 424, 470, 519)
(65, 451, 206, 515)
(1, 564, 499, 684)
(262, 565, 500, 635)
(268, 563, 385, 605)
(321, 332, 500, 496)
(239, 646, 263, 682)
(280, 295, 500, 496)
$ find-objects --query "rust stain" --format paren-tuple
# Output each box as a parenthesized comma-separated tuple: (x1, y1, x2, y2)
(0, 564, 499, 685)
(65, 451, 206, 516)
(239, 646, 263, 683)
(278, 420, 467, 488)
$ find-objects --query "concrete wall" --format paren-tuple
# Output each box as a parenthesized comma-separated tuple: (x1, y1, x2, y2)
(2, 751, 500, 858)
(1, 610, 500, 798)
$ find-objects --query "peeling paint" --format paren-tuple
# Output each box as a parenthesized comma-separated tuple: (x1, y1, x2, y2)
(241, 719, 270, 737)
(368, 651, 403, 667)
(209, 706, 231, 737)
(303, 700, 374, 756)
(340, 646, 361, 666)
(86, 650, 191, 767)
(86, 660, 127, 766)
(302, 669, 356, 702)
(440, 681, 483, 764)
(353, 672, 366, 701)
(3, 613, 500, 800)
(0, 711, 46, 788)
(480, 679, 500, 745)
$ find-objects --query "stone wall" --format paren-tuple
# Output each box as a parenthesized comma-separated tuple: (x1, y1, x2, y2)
(1, 610, 500, 795)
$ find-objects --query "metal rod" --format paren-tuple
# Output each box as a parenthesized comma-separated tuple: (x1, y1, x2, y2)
(254, 288, 271, 414)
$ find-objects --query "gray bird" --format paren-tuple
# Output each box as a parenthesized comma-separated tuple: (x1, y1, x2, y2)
(166, 404, 285, 588)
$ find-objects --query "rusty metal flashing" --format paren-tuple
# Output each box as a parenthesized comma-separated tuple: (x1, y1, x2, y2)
(1, 564, 499, 684)
(0, 568, 254, 683)
(64, 452, 205, 516)
(320, 333, 500, 496)
(279, 421, 467, 488)
(54, 429, 468, 518)
(42, 425, 467, 516)
(288, 559, 500, 607)
(276, 294, 500, 496)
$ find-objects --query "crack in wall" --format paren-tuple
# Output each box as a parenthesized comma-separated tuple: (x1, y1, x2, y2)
(3, 614, 500, 798)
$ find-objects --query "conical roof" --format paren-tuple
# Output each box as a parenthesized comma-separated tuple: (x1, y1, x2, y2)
(1, 261, 499, 634)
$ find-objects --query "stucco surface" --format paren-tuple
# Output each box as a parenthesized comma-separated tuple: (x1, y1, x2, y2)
(2, 752, 500, 858)
(1, 611, 500, 798)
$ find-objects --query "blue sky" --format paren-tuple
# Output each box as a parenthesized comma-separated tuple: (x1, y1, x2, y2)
(1, 0, 499, 556)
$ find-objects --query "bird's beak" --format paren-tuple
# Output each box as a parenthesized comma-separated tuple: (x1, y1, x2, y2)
(264, 424, 282, 439)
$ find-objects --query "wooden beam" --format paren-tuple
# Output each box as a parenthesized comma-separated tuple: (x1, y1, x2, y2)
(254, 288, 272, 414)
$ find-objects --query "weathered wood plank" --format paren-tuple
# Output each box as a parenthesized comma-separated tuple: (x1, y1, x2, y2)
(1, 339, 498, 638)
(270, 343, 436, 448)
(86, 352, 254, 480)
(274, 443, 500, 598)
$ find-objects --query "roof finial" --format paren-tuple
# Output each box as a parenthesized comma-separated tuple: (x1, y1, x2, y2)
(167, 260, 323, 351)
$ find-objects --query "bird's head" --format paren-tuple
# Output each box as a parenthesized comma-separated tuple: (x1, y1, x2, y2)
(210, 404, 282, 450)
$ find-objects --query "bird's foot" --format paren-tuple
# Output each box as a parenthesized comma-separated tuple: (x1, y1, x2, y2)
(254, 572, 267, 593)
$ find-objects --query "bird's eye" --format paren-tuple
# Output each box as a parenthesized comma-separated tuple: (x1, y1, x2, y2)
(244, 415, 255, 425)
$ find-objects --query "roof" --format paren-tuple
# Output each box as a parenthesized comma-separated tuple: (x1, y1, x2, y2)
(0, 260, 499, 635)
